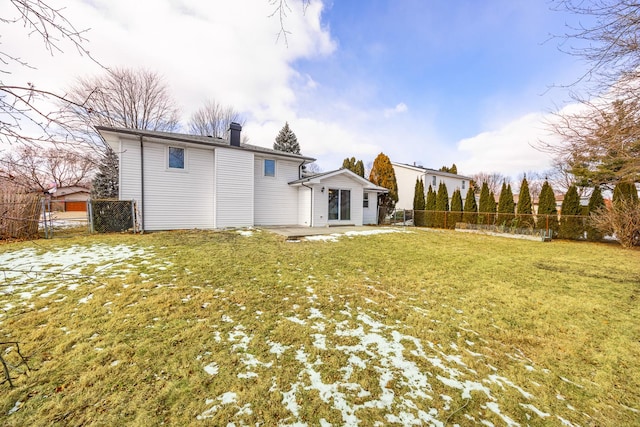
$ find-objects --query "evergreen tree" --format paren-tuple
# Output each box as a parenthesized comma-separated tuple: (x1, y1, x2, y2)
(369, 152, 398, 222)
(462, 185, 478, 224)
(342, 157, 365, 177)
(91, 147, 119, 199)
(478, 182, 493, 225)
(273, 122, 300, 154)
(413, 178, 426, 226)
(425, 185, 436, 227)
(450, 188, 463, 229)
(538, 180, 559, 235)
(496, 182, 515, 227)
(559, 185, 584, 239)
(516, 176, 535, 228)
(450, 163, 457, 175)
(613, 181, 639, 207)
(488, 191, 497, 224)
(435, 181, 449, 228)
(587, 185, 605, 241)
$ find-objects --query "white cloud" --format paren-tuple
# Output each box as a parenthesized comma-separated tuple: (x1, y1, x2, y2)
(455, 112, 561, 178)
(383, 102, 408, 118)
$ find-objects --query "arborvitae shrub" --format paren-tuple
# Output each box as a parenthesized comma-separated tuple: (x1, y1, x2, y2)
(559, 185, 584, 239)
(450, 189, 463, 228)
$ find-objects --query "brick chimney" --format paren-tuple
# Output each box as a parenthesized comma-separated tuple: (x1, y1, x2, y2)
(229, 122, 242, 147)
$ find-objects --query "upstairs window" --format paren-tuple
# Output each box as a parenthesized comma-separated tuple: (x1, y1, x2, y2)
(168, 147, 185, 169)
(462, 180, 466, 189)
(264, 159, 276, 177)
(432, 176, 437, 187)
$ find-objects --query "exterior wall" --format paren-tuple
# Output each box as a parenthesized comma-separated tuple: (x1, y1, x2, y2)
(393, 163, 469, 210)
(313, 175, 364, 227)
(297, 186, 312, 226)
(118, 137, 143, 204)
(253, 156, 301, 226)
(215, 148, 254, 228)
(141, 140, 215, 231)
(363, 191, 378, 225)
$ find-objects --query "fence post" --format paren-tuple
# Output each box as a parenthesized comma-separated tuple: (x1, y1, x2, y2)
(131, 200, 137, 233)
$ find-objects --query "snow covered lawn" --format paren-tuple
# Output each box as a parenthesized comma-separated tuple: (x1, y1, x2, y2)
(0, 229, 638, 426)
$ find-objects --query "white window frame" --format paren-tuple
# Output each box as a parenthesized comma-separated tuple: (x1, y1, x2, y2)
(462, 180, 466, 189)
(432, 176, 437, 187)
(167, 146, 187, 171)
(363, 192, 369, 208)
(264, 159, 276, 177)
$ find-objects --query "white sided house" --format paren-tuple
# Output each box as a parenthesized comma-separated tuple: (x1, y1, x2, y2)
(392, 162, 471, 210)
(97, 125, 387, 231)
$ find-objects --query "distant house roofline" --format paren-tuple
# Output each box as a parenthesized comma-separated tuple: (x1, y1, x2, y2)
(391, 161, 472, 180)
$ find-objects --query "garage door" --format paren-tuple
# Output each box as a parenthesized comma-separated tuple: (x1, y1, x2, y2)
(65, 201, 87, 211)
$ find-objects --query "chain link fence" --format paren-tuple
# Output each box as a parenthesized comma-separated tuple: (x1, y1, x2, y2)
(88, 200, 138, 233)
(378, 208, 606, 242)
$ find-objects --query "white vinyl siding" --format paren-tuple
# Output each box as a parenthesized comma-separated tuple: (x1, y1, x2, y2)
(297, 186, 312, 226)
(363, 191, 378, 225)
(141, 141, 214, 231)
(254, 157, 300, 226)
(313, 174, 363, 226)
(117, 137, 142, 204)
(392, 163, 469, 210)
(215, 148, 254, 228)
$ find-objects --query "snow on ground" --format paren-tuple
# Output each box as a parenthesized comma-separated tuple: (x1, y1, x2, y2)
(196, 301, 584, 426)
(0, 244, 159, 312)
(305, 228, 410, 242)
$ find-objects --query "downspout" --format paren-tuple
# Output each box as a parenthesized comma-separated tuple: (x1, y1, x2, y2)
(139, 135, 145, 232)
(301, 182, 313, 227)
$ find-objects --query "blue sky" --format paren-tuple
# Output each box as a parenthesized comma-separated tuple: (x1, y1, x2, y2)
(4, 0, 591, 178)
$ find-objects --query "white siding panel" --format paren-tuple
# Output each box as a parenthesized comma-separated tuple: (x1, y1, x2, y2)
(254, 157, 301, 226)
(117, 136, 142, 203)
(142, 141, 214, 231)
(363, 191, 378, 225)
(394, 165, 420, 210)
(297, 186, 312, 226)
(215, 148, 254, 228)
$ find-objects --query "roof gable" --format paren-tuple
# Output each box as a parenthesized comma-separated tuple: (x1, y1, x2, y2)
(289, 168, 388, 192)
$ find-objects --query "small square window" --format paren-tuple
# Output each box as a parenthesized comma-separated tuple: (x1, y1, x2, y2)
(169, 147, 185, 169)
(264, 159, 275, 177)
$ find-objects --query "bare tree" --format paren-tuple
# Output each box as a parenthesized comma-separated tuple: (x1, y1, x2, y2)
(188, 100, 244, 139)
(64, 68, 181, 148)
(1, 1, 97, 146)
(269, 0, 311, 45)
(471, 172, 510, 195)
(0, 145, 95, 191)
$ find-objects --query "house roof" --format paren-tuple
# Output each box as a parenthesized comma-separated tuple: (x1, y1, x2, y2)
(391, 161, 472, 180)
(289, 168, 389, 192)
(96, 126, 316, 163)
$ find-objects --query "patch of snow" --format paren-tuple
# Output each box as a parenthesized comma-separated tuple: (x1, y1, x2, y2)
(519, 403, 550, 418)
(7, 400, 22, 415)
(78, 294, 93, 304)
(485, 402, 520, 426)
(204, 362, 219, 375)
(285, 316, 306, 325)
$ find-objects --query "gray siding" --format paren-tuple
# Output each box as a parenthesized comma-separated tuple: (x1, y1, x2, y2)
(253, 156, 300, 226)
(215, 148, 254, 228)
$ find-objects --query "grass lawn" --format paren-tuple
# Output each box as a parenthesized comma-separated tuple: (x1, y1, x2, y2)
(0, 227, 639, 426)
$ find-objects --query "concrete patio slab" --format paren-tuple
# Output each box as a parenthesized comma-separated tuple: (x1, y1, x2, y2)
(263, 225, 390, 240)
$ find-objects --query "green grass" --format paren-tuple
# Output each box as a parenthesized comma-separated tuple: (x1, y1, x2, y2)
(0, 228, 639, 426)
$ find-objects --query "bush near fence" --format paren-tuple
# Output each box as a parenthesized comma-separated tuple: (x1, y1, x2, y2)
(89, 200, 136, 233)
(0, 191, 42, 240)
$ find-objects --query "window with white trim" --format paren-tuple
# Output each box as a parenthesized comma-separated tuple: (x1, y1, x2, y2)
(329, 189, 351, 220)
(462, 180, 466, 189)
(432, 176, 436, 186)
(168, 147, 185, 169)
(363, 192, 369, 208)
(264, 159, 276, 177)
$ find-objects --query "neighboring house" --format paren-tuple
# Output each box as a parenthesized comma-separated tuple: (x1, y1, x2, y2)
(97, 125, 387, 231)
(50, 186, 91, 212)
(392, 162, 471, 210)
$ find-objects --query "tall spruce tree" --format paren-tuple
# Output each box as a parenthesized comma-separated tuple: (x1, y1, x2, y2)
(496, 182, 515, 227)
(273, 122, 300, 154)
(369, 152, 398, 222)
(425, 185, 436, 227)
(435, 181, 449, 228)
(413, 178, 426, 226)
(488, 191, 497, 224)
(450, 188, 463, 229)
(516, 176, 535, 228)
(587, 185, 605, 241)
(463, 186, 478, 224)
(538, 180, 559, 235)
(91, 147, 119, 199)
(478, 182, 493, 225)
(559, 185, 584, 239)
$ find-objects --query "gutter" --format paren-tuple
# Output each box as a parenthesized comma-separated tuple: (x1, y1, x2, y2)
(139, 135, 145, 232)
